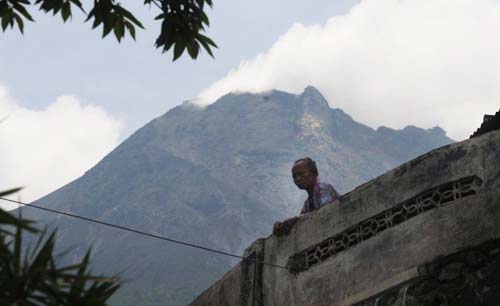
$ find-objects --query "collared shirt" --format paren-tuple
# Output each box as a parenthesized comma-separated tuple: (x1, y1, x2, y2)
(300, 181, 340, 214)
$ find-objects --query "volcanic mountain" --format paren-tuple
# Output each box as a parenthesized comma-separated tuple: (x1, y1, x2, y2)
(22, 86, 453, 306)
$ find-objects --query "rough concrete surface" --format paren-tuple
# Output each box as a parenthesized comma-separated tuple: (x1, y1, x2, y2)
(187, 263, 242, 306)
(188, 130, 500, 306)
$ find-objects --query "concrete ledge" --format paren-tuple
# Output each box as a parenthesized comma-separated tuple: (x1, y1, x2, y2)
(336, 266, 420, 306)
(188, 130, 500, 306)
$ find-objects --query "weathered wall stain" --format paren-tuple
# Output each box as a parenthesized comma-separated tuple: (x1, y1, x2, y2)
(355, 239, 500, 306)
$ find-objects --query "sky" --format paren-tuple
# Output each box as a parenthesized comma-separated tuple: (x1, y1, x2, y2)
(1, 0, 499, 206)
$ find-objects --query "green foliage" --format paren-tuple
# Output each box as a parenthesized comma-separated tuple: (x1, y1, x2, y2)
(0, 188, 121, 306)
(0, 0, 217, 60)
(148, 0, 216, 60)
(0, 0, 34, 33)
(0, 188, 37, 236)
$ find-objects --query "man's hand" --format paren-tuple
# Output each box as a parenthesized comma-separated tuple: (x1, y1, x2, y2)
(273, 221, 284, 236)
(273, 217, 299, 236)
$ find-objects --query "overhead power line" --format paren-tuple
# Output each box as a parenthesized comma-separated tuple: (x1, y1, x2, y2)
(0, 197, 287, 270)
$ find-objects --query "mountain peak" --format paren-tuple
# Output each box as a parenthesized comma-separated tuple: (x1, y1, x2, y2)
(428, 126, 447, 136)
(299, 86, 331, 114)
(25, 86, 454, 306)
(302, 85, 322, 95)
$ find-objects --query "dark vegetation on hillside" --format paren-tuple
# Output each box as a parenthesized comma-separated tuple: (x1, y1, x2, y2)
(0, 188, 121, 306)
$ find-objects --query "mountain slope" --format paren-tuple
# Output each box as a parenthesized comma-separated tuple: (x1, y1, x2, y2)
(22, 86, 453, 306)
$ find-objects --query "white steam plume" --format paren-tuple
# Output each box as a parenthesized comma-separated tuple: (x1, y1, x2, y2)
(198, 0, 500, 140)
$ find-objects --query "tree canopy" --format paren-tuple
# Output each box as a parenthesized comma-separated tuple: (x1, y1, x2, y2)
(0, 187, 121, 306)
(0, 0, 217, 61)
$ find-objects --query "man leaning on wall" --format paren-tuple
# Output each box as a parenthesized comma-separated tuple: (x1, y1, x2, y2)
(273, 157, 340, 236)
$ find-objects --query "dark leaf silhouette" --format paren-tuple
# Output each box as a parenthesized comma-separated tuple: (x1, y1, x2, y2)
(0, 198, 121, 305)
(1, 0, 216, 60)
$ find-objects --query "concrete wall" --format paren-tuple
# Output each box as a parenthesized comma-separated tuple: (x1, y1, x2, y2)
(188, 130, 500, 306)
(187, 263, 242, 306)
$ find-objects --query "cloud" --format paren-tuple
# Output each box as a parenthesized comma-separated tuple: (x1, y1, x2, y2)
(0, 84, 122, 209)
(197, 0, 500, 140)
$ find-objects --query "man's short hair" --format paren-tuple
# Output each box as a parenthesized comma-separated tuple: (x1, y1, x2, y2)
(294, 157, 318, 176)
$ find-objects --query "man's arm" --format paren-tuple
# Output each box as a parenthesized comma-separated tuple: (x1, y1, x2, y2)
(320, 183, 340, 206)
(273, 217, 299, 236)
(328, 184, 340, 201)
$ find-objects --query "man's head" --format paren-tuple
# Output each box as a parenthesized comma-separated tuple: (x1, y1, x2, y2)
(292, 157, 318, 191)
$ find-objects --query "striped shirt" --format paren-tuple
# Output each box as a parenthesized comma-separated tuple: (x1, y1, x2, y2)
(300, 181, 340, 214)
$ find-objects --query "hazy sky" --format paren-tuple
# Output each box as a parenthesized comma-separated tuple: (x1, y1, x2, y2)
(0, 0, 359, 206)
(0, 0, 359, 135)
(198, 0, 500, 139)
(1, 0, 499, 206)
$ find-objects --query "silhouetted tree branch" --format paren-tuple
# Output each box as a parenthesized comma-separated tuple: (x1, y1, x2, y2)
(0, 0, 217, 60)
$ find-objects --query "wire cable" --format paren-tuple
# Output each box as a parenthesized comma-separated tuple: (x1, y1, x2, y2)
(0, 197, 288, 270)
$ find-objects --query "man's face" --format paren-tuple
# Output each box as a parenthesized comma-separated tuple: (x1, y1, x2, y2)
(292, 162, 317, 190)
